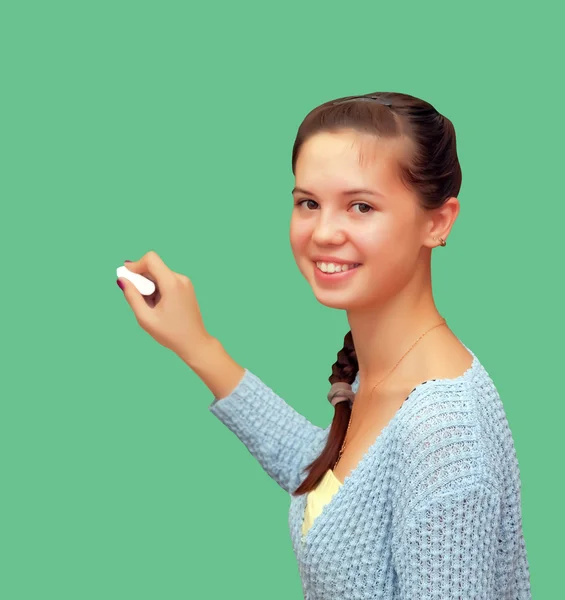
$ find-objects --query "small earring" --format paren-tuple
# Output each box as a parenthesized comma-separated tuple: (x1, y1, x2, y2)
(434, 236, 447, 247)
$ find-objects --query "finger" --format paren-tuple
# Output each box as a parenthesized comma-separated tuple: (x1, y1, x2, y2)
(118, 276, 152, 325)
(123, 250, 176, 294)
(145, 285, 161, 309)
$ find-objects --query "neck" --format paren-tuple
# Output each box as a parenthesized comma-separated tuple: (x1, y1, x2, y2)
(347, 287, 447, 391)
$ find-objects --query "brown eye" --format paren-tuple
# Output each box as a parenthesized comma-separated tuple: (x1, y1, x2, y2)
(295, 199, 318, 210)
(352, 202, 374, 214)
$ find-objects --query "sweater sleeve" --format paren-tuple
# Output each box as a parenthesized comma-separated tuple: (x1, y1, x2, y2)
(208, 368, 329, 494)
(392, 480, 501, 599)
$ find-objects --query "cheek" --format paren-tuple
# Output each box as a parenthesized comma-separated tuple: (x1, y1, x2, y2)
(359, 215, 415, 254)
(354, 226, 393, 258)
(289, 220, 310, 253)
(356, 226, 414, 285)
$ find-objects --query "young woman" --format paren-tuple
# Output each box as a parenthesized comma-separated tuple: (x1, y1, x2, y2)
(118, 92, 532, 599)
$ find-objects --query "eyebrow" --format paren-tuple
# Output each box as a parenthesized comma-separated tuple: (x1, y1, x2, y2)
(291, 186, 384, 198)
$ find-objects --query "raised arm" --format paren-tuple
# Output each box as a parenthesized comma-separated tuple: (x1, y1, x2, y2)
(118, 252, 331, 494)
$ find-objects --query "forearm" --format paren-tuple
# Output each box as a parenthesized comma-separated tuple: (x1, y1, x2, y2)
(180, 336, 246, 401)
(186, 337, 329, 494)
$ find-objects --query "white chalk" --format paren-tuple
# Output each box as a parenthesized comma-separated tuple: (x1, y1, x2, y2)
(116, 266, 156, 296)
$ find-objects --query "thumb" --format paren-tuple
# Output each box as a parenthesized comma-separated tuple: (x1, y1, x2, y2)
(118, 276, 151, 324)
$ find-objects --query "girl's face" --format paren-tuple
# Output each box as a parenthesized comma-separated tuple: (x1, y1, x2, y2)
(290, 130, 428, 310)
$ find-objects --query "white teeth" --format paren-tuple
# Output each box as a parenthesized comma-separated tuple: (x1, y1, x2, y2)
(315, 262, 360, 273)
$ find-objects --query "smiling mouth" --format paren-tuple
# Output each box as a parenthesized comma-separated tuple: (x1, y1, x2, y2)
(314, 262, 362, 273)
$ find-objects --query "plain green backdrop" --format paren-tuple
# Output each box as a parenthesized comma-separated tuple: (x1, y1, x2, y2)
(1, 0, 562, 598)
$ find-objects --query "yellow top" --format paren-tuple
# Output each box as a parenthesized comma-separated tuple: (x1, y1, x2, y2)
(302, 469, 343, 537)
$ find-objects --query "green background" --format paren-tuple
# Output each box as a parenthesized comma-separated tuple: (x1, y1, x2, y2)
(1, 1, 561, 598)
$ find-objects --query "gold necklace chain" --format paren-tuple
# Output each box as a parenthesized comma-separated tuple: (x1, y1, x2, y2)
(333, 318, 447, 471)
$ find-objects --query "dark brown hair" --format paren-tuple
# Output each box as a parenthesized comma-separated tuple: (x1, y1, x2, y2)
(290, 92, 462, 496)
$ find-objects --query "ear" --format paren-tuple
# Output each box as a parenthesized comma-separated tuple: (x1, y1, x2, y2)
(425, 196, 459, 247)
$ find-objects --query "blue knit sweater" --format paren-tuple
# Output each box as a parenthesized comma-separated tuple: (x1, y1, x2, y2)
(208, 345, 532, 599)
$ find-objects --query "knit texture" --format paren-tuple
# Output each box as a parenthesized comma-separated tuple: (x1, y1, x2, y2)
(208, 345, 532, 599)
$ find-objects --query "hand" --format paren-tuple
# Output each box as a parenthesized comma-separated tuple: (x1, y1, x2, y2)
(118, 250, 213, 361)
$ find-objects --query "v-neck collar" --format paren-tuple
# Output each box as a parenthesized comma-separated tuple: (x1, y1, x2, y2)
(298, 344, 479, 547)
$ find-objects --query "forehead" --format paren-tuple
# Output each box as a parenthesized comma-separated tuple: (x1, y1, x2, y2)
(295, 130, 403, 194)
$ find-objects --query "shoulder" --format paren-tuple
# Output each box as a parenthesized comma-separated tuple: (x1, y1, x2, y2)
(356, 357, 517, 501)
(390, 377, 505, 509)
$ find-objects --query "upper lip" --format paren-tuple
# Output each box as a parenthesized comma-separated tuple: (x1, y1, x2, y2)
(312, 255, 361, 264)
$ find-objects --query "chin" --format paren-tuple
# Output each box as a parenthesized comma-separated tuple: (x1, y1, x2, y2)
(311, 288, 358, 310)
(316, 298, 353, 310)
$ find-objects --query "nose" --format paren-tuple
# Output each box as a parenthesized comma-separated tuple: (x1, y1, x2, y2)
(311, 213, 349, 245)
